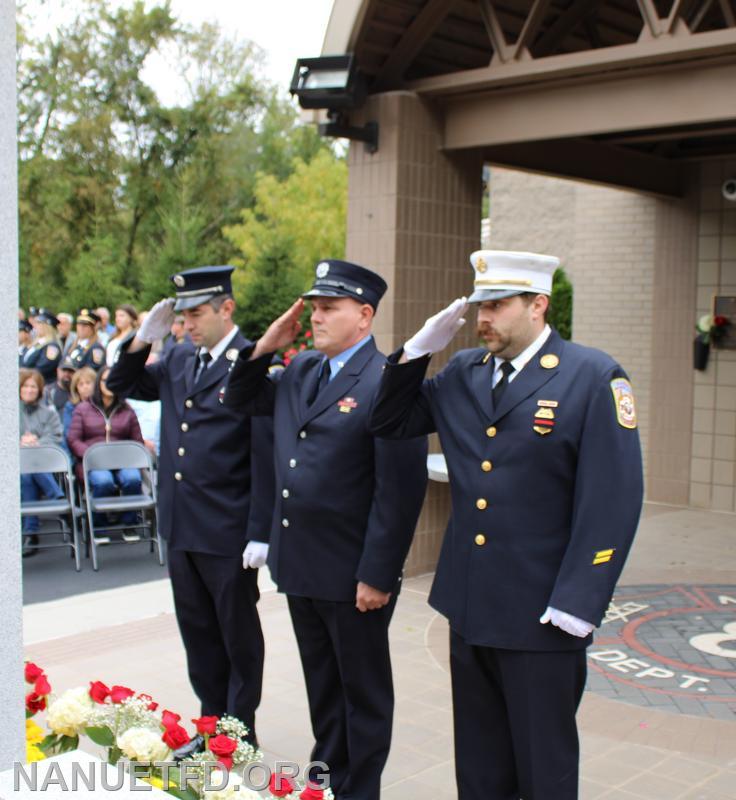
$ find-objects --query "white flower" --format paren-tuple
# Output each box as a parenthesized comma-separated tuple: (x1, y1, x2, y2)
(117, 727, 169, 763)
(202, 770, 260, 800)
(46, 687, 95, 737)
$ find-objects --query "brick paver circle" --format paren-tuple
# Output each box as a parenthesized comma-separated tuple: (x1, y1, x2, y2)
(587, 584, 736, 720)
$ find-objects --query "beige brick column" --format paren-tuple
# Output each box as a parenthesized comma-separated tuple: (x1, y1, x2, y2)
(346, 91, 483, 575)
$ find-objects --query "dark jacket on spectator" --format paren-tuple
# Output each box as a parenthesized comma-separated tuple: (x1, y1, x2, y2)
(67, 400, 143, 479)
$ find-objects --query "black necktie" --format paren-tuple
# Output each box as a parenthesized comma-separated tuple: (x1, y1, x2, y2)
(308, 361, 330, 406)
(195, 351, 212, 383)
(492, 361, 515, 408)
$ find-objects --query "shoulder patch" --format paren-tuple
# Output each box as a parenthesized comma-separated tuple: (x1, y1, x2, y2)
(268, 364, 285, 374)
(92, 348, 104, 365)
(45, 344, 59, 360)
(610, 377, 637, 429)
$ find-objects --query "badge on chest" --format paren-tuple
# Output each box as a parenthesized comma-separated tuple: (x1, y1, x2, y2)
(533, 399, 558, 435)
(338, 397, 358, 413)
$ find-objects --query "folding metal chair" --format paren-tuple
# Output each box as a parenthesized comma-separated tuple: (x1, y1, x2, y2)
(20, 444, 83, 571)
(82, 441, 164, 571)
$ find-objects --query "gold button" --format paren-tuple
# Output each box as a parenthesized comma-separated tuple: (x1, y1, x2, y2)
(178, 447, 185, 457)
(185, 399, 193, 409)
(481, 460, 492, 472)
(181, 422, 189, 432)
(486, 426, 497, 438)
(476, 499, 487, 510)
(475, 534, 486, 546)
(174, 472, 182, 481)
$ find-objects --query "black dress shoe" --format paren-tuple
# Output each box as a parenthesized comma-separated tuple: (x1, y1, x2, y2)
(172, 734, 205, 761)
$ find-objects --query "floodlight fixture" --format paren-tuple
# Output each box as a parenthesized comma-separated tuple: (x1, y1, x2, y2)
(290, 54, 378, 153)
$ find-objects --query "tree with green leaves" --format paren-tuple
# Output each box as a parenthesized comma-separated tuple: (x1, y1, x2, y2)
(550, 268, 573, 340)
(16, 0, 332, 314)
(224, 149, 348, 338)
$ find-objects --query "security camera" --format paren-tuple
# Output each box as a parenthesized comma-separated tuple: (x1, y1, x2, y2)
(723, 178, 736, 202)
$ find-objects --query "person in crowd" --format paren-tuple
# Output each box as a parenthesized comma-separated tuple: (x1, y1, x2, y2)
(95, 306, 115, 345)
(68, 309, 106, 371)
(19, 319, 33, 363)
(57, 313, 76, 355)
(44, 357, 76, 420)
(22, 309, 62, 384)
(19, 368, 65, 556)
(27, 306, 38, 327)
(62, 366, 97, 449)
(162, 314, 192, 355)
(126, 351, 162, 457)
(105, 304, 139, 367)
(224, 260, 428, 800)
(369, 250, 644, 800)
(107, 266, 276, 754)
(67, 366, 144, 543)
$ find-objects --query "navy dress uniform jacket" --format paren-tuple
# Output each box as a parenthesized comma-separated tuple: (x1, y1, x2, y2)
(224, 338, 429, 602)
(22, 340, 62, 383)
(370, 330, 643, 651)
(107, 332, 275, 555)
(68, 339, 106, 371)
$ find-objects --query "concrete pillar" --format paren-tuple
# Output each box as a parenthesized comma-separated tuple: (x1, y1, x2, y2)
(0, 0, 25, 770)
(346, 91, 483, 575)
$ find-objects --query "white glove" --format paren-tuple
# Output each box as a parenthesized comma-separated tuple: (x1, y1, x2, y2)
(138, 299, 176, 343)
(242, 541, 269, 569)
(403, 298, 468, 360)
(540, 606, 595, 638)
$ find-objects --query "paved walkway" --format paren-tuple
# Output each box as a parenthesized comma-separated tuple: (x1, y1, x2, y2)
(23, 503, 736, 799)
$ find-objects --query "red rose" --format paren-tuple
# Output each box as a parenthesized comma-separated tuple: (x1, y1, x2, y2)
(34, 674, 51, 696)
(24, 662, 44, 684)
(192, 715, 219, 735)
(25, 692, 46, 714)
(162, 723, 189, 750)
(208, 734, 238, 770)
(161, 709, 181, 729)
(268, 772, 296, 797)
(300, 787, 324, 800)
(89, 681, 111, 704)
(110, 685, 135, 704)
(305, 330, 312, 338)
(138, 693, 158, 711)
(714, 315, 728, 326)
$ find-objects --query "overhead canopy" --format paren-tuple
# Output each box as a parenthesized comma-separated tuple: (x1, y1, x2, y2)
(323, 0, 736, 195)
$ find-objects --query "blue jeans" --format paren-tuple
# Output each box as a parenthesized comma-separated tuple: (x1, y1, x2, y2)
(88, 468, 142, 526)
(21, 473, 64, 533)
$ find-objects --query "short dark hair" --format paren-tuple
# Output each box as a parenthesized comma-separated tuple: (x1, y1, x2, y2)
(520, 292, 550, 323)
(208, 293, 234, 311)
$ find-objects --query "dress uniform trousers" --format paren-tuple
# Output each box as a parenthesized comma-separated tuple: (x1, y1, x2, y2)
(288, 594, 398, 800)
(168, 551, 263, 741)
(450, 631, 586, 800)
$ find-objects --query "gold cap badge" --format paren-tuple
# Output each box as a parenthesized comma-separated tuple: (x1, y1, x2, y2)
(476, 256, 487, 273)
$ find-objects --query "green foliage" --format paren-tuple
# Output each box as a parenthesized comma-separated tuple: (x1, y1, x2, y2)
(225, 150, 347, 336)
(16, 0, 337, 315)
(550, 267, 573, 340)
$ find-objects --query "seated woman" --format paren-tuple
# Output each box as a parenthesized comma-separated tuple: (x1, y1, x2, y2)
(67, 367, 145, 542)
(19, 368, 64, 557)
(62, 366, 97, 452)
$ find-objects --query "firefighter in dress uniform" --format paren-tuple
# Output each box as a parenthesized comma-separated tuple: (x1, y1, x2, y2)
(224, 260, 428, 800)
(22, 309, 62, 384)
(68, 309, 106, 371)
(107, 266, 276, 753)
(369, 251, 644, 800)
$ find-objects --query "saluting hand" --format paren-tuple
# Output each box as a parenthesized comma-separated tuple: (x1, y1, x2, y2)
(356, 581, 391, 612)
(252, 298, 304, 360)
(138, 298, 176, 343)
(403, 297, 468, 361)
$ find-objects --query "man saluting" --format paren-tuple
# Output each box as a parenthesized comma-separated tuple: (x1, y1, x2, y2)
(369, 251, 643, 800)
(224, 259, 428, 800)
(107, 266, 274, 753)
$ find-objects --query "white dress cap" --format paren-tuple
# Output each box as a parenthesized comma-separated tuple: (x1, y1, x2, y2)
(468, 250, 560, 303)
